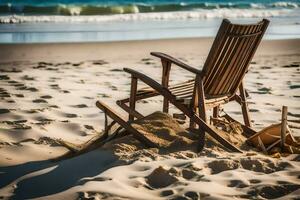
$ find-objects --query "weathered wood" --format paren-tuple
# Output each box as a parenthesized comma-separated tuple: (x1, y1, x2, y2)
(129, 76, 138, 121)
(161, 59, 171, 113)
(198, 77, 207, 123)
(258, 136, 268, 154)
(189, 76, 199, 129)
(239, 81, 251, 127)
(96, 100, 158, 148)
(281, 106, 288, 152)
(223, 113, 256, 137)
(114, 19, 269, 153)
(213, 106, 220, 118)
(117, 100, 144, 119)
(124, 68, 242, 152)
(151, 52, 202, 75)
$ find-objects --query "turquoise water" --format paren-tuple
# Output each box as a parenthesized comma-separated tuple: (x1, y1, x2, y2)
(0, 0, 299, 15)
(0, 0, 299, 43)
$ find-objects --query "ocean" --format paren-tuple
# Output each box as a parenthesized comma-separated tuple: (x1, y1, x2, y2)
(0, 0, 299, 43)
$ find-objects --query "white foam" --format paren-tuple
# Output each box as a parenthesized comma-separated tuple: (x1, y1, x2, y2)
(272, 2, 299, 8)
(0, 8, 296, 24)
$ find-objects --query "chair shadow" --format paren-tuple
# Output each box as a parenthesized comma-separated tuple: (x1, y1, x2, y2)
(0, 149, 118, 199)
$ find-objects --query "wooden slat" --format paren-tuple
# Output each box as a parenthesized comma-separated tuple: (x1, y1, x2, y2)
(210, 25, 244, 94)
(230, 19, 269, 95)
(219, 25, 256, 94)
(202, 19, 231, 76)
(96, 100, 158, 148)
(228, 26, 260, 93)
(203, 20, 232, 92)
(205, 32, 234, 93)
(201, 19, 269, 98)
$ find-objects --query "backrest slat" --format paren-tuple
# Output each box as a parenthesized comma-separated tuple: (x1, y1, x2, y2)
(206, 25, 239, 94)
(210, 25, 246, 95)
(221, 25, 258, 94)
(228, 23, 264, 93)
(202, 19, 269, 97)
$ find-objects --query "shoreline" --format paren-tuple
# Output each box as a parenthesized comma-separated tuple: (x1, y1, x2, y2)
(0, 38, 300, 63)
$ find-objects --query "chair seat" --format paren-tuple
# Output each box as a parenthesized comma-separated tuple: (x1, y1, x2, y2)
(137, 79, 230, 108)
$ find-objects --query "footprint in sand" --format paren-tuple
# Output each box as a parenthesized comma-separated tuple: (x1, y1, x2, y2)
(72, 104, 88, 108)
(0, 109, 10, 114)
(141, 58, 155, 65)
(0, 68, 22, 73)
(282, 64, 299, 68)
(93, 60, 108, 65)
(84, 125, 94, 130)
(289, 84, 300, 89)
(6, 100, 15, 103)
(61, 90, 70, 93)
(15, 94, 24, 98)
(50, 84, 60, 89)
(110, 68, 123, 72)
(45, 67, 59, 71)
(40, 95, 52, 99)
(207, 160, 239, 174)
(160, 190, 174, 197)
(0, 75, 10, 80)
(72, 62, 83, 66)
(7, 80, 18, 84)
(65, 113, 78, 118)
(146, 166, 178, 189)
(12, 83, 25, 87)
(249, 179, 261, 184)
(0, 89, 10, 98)
(256, 184, 300, 199)
(79, 177, 112, 185)
(21, 75, 35, 81)
(98, 93, 111, 98)
(32, 99, 48, 103)
(184, 191, 203, 199)
(228, 180, 248, 188)
(35, 118, 53, 125)
(49, 105, 59, 108)
(2, 120, 31, 130)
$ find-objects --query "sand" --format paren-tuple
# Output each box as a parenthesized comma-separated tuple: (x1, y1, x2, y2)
(0, 38, 299, 199)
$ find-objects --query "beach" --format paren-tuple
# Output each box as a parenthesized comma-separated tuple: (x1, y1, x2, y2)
(0, 37, 300, 199)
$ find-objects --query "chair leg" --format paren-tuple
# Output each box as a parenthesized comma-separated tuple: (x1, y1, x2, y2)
(198, 79, 207, 123)
(197, 78, 207, 151)
(213, 106, 220, 119)
(161, 60, 171, 113)
(129, 76, 138, 121)
(239, 82, 251, 127)
(189, 78, 199, 129)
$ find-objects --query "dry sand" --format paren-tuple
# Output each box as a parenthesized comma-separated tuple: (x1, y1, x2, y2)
(0, 38, 299, 199)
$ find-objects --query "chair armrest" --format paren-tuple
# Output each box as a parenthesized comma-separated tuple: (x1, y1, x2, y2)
(151, 52, 203, 75)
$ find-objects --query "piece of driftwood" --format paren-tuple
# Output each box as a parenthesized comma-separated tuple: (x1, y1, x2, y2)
(246, 123, 291, 146)
(258, 136, 268, 154)
(113, 18, 270, 152)
(54, 123, 126, 160)
(246, 106, 300, 155)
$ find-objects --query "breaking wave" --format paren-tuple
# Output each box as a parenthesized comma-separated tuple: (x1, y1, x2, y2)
(0, 9, 296, 24)
(0, 1, 299, 16)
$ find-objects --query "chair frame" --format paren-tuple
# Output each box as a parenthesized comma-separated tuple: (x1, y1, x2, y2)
(97, 19, 270, 152)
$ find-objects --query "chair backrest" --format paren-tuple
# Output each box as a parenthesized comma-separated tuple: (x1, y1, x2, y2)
(202, 19, 269, 97)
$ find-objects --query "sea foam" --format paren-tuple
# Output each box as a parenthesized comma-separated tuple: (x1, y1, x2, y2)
(0, 8, 296, 24)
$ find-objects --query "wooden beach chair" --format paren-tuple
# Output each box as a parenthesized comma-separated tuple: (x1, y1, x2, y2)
(96, 19, 269, 152)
